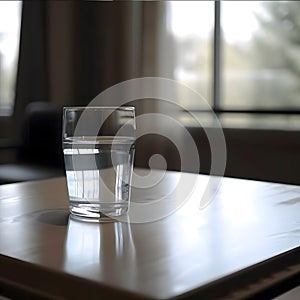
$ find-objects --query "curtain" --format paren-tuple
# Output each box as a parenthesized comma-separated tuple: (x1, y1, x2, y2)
(13, 1, 48, 134)
(47, 1, 143, 106)
(13, 0, 172, 126)
(46, 1, 172, 106)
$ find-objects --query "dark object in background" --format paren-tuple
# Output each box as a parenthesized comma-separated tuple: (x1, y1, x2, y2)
(0, 102, 64, 184)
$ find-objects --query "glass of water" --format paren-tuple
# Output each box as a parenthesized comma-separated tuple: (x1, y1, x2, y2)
(62, 106, 135, 222)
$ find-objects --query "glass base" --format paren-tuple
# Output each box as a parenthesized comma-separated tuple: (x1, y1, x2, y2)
(69, 202, 129, 222)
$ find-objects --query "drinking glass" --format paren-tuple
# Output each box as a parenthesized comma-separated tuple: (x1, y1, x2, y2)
(62, 106, 135, 221)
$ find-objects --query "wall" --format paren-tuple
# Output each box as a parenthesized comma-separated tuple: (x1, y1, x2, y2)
(135, 127, 300, 185)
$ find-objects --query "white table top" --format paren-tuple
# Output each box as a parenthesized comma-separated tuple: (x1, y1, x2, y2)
(0, 169, 299, 299)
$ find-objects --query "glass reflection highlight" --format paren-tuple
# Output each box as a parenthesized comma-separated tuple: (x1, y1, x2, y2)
(64, 217, 136, 280)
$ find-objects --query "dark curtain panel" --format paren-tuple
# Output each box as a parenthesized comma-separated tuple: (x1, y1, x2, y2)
(71, 1, 142, 104)
(14, 1, 49, 130)
(14, 1, 171, 104)
(45, 1, 170, 107)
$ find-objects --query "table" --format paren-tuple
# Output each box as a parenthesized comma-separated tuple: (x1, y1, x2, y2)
(0, 169, 299, 299)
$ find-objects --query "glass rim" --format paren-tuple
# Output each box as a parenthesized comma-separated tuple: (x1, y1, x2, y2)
(63, 106, 135, 111)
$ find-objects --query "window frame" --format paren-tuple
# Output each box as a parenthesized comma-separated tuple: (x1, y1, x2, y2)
(211, 1, 300, 116)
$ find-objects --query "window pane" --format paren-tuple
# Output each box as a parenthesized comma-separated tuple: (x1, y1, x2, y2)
(167, 1, 214, 109)
(0, 1, 22, 115)
(221, 1, 300, 110)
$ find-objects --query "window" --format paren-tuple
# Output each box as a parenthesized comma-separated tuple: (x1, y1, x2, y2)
(168, 1, 300, 129)
(168, 1, 214, 108)
(0, 1, 22, 115)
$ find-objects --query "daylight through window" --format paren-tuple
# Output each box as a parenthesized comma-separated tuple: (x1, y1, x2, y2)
(168, 1, 300, 128)
(0, 1, 22, 115)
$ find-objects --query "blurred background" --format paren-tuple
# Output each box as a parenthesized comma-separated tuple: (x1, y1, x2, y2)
(0, 1, 300, 185)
